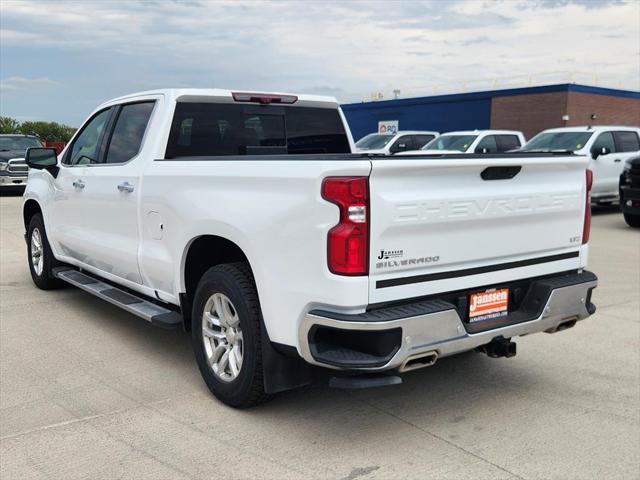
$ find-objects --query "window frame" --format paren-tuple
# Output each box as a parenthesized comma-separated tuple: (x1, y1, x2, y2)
(62, 107, 115, 167)
(102, 100, 157, 166)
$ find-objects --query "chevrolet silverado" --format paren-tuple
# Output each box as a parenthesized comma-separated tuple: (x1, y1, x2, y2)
(23, 89, 597, 407)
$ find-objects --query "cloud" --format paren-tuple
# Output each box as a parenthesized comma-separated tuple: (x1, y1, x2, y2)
(0, 76, 58, 92)
(531, 0, 625, 8)
(460, 36, 491, 46)
(0, 0, 638, 124)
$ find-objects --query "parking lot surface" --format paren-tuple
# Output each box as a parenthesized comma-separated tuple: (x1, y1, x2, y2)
(0, 192, 638, 480)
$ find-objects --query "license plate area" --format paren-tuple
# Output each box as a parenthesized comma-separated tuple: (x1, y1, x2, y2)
(469, 288, 510, 323)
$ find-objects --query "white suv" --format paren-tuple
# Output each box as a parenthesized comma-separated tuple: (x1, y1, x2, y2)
(522, 126, 640, 204)
(355, 131, 439, 155)
(400, 130, 526, 155)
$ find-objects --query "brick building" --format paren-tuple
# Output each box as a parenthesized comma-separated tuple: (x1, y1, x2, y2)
(342, 84, 640, 141)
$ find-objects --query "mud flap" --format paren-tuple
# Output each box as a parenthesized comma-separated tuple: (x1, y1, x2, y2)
(261, 319, 313, 394)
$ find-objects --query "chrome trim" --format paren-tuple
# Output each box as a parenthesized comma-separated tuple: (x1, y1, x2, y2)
(398, 351, 438, 372)
(0, 173, 27, 186)
(54, 269, 172, 322)
(7, 158, 28, 174)
(299, 279, 597, 371)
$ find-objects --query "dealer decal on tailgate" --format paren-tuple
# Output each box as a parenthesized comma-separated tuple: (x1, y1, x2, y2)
(469, 288, 509, 322)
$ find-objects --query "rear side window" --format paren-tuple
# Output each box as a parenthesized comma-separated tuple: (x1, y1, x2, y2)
(105, 102, 155, 164)
(412, 134, 435, 149)
(613, 131, 640, 152)
(389, 135, 414, 153)
(475, 135, 498, 153)
(496, 135, 522, 152)
(165, 103, 349, 158)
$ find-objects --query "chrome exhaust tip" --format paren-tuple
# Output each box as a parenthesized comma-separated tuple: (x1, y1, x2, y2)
(545, 317, 579, 334)
(398, 351, 438, 373)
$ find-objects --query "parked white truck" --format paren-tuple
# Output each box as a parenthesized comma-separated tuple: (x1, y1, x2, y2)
(355, 130, 439, 155)
(401, 130, 526, 155)
(23, 89, 597, 407)
(521, 126, 640, 205)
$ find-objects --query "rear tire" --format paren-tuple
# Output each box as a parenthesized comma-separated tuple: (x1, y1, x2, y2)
(27, 213, 64, 290)
(624, 213, 640, 228)
(191, 262, 271, 408)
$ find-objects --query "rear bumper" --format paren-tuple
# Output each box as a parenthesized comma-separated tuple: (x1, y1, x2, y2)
(299, 270, 597, 371)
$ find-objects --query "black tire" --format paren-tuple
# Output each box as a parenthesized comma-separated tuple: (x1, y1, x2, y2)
(624, 213, 640, 228)
(27, 213, 64, 290)
(191, 262, 271, 408)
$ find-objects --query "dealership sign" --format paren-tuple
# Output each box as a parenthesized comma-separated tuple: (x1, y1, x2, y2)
(378, 120, 398, 134)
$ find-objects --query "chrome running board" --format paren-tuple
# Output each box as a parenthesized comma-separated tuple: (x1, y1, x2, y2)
(53, 267, 182, 329)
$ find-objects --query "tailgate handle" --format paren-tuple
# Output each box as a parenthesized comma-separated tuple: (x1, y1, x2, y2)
(481, 166, 521, 180)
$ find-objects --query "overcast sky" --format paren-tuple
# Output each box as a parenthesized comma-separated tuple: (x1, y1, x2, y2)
(1, 0, 638, 126)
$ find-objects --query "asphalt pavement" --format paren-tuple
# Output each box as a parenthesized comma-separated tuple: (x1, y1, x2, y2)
(1, 192, 638, 480)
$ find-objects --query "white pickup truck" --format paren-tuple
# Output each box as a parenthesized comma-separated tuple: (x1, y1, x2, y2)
(400, 130, 526, 155)
(521, 126, 640, 205)
(23, 89, 597, 407)
(355, 131, 439, 155)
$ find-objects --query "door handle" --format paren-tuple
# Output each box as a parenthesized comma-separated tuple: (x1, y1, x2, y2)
(614, 159, 621, 163)
(72, 179, 85, 190)
(117, 181, 135, 193)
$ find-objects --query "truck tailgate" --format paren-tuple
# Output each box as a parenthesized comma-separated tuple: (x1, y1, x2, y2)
(369, 155, 588, 304)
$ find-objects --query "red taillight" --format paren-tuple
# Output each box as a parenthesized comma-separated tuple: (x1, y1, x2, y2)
(322, 177, 369, 276)
(583, 169, 593, 244)
(232, 92, 298, 104)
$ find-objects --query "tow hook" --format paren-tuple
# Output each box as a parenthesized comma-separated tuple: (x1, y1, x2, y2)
(477, 336, 517, 358)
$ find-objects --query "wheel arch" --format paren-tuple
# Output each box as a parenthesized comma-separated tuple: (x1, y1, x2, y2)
(23, 199, 43, 231)
(181, 234, 255, 331)
(181, 234, 312, 396)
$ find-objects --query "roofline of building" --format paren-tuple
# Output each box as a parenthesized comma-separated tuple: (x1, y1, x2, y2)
(341, 83, 640, 110)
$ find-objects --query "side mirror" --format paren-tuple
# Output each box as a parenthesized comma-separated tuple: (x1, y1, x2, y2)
(591, 146, 610, 159)
(475, 147, 489, 154)
(26, 148, 59, 176)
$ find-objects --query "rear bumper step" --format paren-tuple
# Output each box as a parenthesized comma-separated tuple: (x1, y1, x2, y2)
(53, 268, 182, 329)
(299, 270, 597, 371)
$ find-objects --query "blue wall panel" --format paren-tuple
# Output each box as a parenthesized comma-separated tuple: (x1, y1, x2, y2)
(342, 97, 491, 141)
(341, 83, 640, 141)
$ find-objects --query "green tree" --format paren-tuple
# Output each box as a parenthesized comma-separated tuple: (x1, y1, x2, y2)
(18, 121, 76, 143)
(0, 116, 20, 134)
(0, 116, 76, 142)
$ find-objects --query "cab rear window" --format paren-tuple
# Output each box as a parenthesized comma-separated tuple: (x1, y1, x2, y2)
(165, 103, 350, 158)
